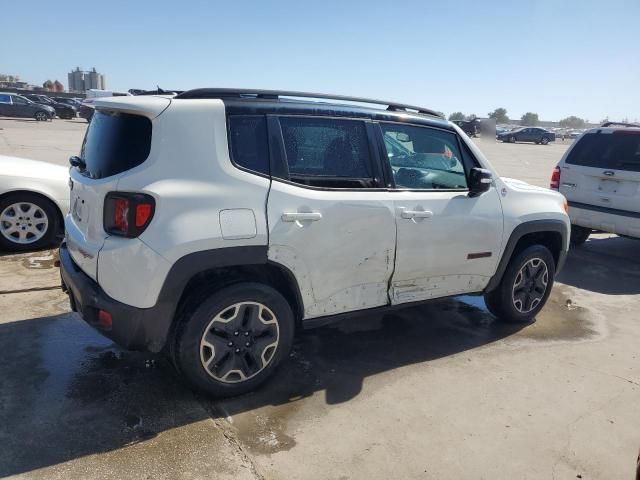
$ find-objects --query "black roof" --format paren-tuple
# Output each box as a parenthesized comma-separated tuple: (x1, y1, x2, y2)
(175, 88, 449, 129)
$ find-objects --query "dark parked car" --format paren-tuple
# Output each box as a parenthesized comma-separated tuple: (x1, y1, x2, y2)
(497, 127, 556, 145)
(23, 94, 77, 120)
(53, 97, 84, 109)
(452, 119, 480, 137)
(0, 93, 55, 121)
(77, 100, 94, 122)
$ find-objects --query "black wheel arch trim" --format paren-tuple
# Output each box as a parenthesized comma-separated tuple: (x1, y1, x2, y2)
(60, 243, 306, 353)
(484, 219, 568, 293)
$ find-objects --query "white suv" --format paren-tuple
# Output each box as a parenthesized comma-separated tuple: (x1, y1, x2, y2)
(60, 89, 569, 396)
(552, 122, 640, 244)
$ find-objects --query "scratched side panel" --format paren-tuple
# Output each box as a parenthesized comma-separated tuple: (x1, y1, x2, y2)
(267, 180, 397, 319)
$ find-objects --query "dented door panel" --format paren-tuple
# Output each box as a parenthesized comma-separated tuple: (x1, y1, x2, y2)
(267, 180, 396, 319)
(391, 189, 503, 304)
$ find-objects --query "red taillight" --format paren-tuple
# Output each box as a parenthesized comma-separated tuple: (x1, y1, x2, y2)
(98, 310, 113, 330)
(104, 193, 155, 237)
(113, 198, 129, 232)
(550, 166, 561, 189)
(135, 203, 153, 227)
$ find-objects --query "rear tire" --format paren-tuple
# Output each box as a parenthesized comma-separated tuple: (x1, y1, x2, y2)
(0, 192, 61, 251)
(509, 135, 516, 143)
(484, 245, 555, 323)
(173, 282, 295, 397)
(570, 225, 591, 245)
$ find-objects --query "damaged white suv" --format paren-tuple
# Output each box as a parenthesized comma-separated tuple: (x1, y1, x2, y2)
(60, 89, 569, 396)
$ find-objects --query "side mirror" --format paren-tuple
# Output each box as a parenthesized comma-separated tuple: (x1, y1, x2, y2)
(468, 167, 493, 197)
(69, 155, 86, 170)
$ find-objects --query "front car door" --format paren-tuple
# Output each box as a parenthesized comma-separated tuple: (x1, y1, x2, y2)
(266, 115, 397, 319)
(378, 122, 504, 303)
(0, 94, 11, 116)
(10, 95, 33, 117)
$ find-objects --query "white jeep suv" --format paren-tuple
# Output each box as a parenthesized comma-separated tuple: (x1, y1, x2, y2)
(60, 89, 569, 397)
(552, 122, 640, 244)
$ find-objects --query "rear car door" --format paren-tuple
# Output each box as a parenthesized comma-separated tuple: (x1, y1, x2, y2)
(560, 130, 640, 230)
(379, 122, 503, 303)
(266, 116, 397, 319)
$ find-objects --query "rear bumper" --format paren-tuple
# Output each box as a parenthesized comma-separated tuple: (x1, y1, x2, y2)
(568, 201, 640, 238)
(59, 242, 162, 351)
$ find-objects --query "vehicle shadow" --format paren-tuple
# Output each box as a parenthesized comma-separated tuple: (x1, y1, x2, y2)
(557, 235, 640, 295)
(0, 298, 524, 477)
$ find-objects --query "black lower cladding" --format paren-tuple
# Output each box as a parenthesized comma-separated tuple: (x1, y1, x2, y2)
(483, 219, 569, 293)
(59, 242, 269, 352)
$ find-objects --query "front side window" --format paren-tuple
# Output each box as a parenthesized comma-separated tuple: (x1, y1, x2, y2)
(566, 132, 640, 172)
(381, 123, 468, 190)
(228, 115, 269, 175)
(279, 117, 375, 188)
(12, 96, 29, 105)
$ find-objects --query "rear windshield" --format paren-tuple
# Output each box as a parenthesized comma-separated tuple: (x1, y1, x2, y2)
(80, 110, 152, 179)
(565, 132, 640, 172)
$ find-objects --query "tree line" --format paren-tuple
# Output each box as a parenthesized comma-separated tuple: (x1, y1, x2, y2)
(448, 108, 590, 128)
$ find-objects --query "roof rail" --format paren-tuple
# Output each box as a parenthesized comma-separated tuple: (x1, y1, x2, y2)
(174, 88, 444, 119)
(600, 121, 640, 128)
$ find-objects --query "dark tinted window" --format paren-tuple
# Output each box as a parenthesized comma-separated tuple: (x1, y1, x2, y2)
(565, 132, 640, 172)
(80, 111, 152, 179)
(228, 115, 269, 175)
(279, 117, 374, 188)
(381, 123, 468, 190)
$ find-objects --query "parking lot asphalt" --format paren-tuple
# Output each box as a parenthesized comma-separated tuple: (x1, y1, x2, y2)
(1, 119, 638, 479)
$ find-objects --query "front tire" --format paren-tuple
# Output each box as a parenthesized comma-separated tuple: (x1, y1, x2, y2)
(484, 245, 555, 323)
(0, 192, 61, 251)
(34, 111, 48, 121)
(570, 225, 591, 245)
(541, 137, 549, 145)
(173, 282, 295, 397)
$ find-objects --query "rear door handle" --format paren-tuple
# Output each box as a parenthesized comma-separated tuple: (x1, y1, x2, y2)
(401, 210, 433, 219)
(281, 212, 323, 222)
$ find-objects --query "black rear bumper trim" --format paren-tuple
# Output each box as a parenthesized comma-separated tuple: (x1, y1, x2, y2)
(568, 201, 640, 219)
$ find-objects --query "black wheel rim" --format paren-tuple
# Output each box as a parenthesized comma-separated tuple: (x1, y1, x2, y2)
(512, 258, 549, 313)
(199, 302, 279, 383)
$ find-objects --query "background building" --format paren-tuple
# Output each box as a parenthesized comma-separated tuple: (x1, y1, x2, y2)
(67, 67, 106, 92)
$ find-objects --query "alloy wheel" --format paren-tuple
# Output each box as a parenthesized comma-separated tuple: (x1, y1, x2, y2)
(200, 301, 279, 383)
(0, 202, 49, 245)
(512, 257, 549, 313)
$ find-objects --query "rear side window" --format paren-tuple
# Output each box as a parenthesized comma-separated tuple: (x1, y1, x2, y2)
(80, 110, 152, 179)
(279, 117, 375, 188)
(566, 132, 640, 172)
(228, 115, 269, 175)
(0, 94, 10, 103)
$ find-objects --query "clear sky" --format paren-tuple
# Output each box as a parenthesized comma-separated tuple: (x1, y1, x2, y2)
(2, 0, 639, 122)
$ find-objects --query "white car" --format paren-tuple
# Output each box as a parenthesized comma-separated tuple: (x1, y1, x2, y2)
(552, 122, 640, 244)
(59, 89, 570, 397)
(0, 155, 69, 250)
